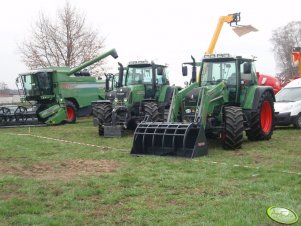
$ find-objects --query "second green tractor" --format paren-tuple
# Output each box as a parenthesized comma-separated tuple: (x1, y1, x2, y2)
(92, 60, 179, 136)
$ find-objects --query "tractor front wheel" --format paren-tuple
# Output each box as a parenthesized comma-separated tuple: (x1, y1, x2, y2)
(65, 101, 77, 123)
(144, 102, 160, 122)
(93, 103, 112, 135)
(222, 106, 244, 150)
(246, 91, 274, 140)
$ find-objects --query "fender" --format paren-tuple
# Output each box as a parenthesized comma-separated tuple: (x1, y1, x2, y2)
(241, 86, 275, 110)
(252, 86, 275, 109)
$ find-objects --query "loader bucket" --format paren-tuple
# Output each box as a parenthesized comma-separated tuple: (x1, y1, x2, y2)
(131, 122, 208, 158)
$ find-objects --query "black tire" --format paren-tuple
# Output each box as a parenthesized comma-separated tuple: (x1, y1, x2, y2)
(144, 102, 160, 122)
(65, 101, 77, 123)
(246, 91, 274, 141)
(293, 113, 301, 129)
(222, 106, 244, 150)
(93, 103, 112, 135)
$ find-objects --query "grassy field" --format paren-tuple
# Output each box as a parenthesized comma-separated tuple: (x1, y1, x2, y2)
(0, 117, 300, 226)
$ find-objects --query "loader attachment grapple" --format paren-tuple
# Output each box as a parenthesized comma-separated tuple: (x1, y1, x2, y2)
(131, 122, 208, 158)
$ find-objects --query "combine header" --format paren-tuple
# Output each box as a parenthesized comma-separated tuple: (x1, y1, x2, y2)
(0, 49, 118, 128)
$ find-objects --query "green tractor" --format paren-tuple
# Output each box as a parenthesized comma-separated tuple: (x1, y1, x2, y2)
(131, 54, 275, 157)
(0, 49, 118, 127)
(92, 60, 179, 137)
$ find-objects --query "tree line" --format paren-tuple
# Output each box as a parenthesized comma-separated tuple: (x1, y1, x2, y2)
(0, 3, 300, 91)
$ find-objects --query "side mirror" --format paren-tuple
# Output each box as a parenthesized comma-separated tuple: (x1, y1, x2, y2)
(243, 62, 252, 74)
(157, 67, 163, 75)
(182, 66, 188, 76)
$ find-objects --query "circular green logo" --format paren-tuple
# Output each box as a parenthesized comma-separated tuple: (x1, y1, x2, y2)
(267, 206, 299, 224)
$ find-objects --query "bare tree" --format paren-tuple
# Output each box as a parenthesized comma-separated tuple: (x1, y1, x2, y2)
(271, 21, 301, 83)
(0, 82, 9, 95)
(19, 2, 105, 74)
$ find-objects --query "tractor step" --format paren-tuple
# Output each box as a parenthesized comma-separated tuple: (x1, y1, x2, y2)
(131, 122, 208, 158)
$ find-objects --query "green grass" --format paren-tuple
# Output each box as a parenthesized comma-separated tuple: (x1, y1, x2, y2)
(0, 117, 300, 225)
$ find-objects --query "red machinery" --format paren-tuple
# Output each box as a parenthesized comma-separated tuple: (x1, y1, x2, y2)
(257, 73, 282, 94)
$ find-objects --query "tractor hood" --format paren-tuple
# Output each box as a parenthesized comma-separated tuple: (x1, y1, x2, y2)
(115, 87, 131, 101)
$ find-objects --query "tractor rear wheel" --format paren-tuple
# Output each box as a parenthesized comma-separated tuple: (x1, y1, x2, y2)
(94, 103, 112, 135)
(222, 106, 244, 150)
(65, 101, 77, 123)
(246, 91, 274, 141)
(144, 102, 160, 122)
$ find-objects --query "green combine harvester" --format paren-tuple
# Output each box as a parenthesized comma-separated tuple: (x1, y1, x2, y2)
(0, 49, 118, 127)
(131, 54, 275, 157)
(92, 60, 179, 137)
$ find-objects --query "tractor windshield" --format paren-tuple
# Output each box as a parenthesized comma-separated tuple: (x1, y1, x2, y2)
(200, 60, 236, 86)
(126, 66, 153, 85)
(276, 87, 301, 102)
(21, 72, 53, 97)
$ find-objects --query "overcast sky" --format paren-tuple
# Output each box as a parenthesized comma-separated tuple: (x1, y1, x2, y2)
(1, 0, 300, 88)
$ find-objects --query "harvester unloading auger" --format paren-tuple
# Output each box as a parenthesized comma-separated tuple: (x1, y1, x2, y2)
(131, 13, 274, 158)
(0, 49, 118, 128)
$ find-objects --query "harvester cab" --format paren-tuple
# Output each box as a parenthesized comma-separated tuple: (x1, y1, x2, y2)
(131, 54, 275, 158)
(92, 60, 179, 137)
(1, 49, 118, 127)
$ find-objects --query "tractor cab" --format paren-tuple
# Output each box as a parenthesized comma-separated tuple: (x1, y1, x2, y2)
(124, 60, 168, 100)
(18, 70, 54, 101)
(199, 54, 257, 104)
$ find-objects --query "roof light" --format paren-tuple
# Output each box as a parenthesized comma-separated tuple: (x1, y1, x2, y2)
(128, 60, 149, 65)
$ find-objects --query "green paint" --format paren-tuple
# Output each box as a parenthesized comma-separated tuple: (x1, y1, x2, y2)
(18, 49, 118, 125)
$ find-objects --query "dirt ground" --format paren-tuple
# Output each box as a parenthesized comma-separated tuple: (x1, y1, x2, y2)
(0, 160, 120, 180)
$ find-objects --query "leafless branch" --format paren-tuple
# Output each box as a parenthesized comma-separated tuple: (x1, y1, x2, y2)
(19, 1, 106, 74)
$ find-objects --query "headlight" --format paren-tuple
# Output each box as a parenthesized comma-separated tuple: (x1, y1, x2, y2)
(124, 98, 127, 102)
(185, 108, 191, 114)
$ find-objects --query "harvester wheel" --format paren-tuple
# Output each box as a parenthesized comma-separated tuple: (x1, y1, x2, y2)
(94, 103, 112, 135)
(246, 91, 274, 140)
(65, 101, 77, 123)
(293, 113, 301, 129)
(144, 102, 160, 122)
(222, 106, 244, 150)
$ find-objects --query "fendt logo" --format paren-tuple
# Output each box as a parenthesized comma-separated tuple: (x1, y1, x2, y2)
(62, 84, 75, 89)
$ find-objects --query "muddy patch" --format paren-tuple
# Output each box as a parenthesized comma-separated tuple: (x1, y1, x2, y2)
(0, 160, 120, 180)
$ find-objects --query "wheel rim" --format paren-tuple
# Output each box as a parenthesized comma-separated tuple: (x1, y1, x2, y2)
(260, 100, 272, 133)
(67, 107, 75, 121)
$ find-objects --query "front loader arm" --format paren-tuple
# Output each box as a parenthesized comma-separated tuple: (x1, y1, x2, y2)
(168, 82, 199, 122)
(194, 81, 228, 127)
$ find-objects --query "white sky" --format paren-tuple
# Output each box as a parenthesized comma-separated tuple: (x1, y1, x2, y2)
(1, 0, 300, 88)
